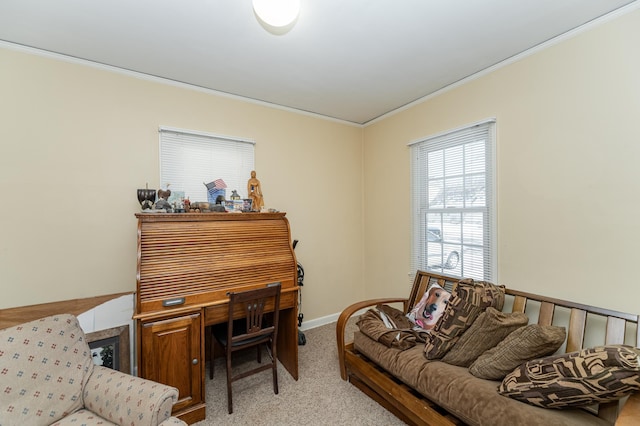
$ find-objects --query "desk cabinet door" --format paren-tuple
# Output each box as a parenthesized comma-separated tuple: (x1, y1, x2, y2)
(140, 313, 202, 415)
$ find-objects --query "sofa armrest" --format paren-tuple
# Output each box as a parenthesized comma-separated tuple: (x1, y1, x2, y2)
(83, 366, 181, 426)
(616, 392, 640, 426)
(336, 297, 408, 380)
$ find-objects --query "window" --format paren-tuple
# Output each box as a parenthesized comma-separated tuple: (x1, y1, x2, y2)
(410, 119, 496, 281)
(159, 127, 255, 204)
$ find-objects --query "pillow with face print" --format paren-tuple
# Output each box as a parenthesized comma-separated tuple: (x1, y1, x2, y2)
(406, 283, 452, 331)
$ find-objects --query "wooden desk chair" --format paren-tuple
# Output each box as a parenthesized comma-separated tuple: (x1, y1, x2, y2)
(210, 282, 281, 414)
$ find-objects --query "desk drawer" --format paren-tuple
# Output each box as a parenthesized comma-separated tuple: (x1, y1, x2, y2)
(205, 288, 297, 326)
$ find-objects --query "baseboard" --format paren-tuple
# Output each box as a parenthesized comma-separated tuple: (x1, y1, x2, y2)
(299, 308, 368, 331)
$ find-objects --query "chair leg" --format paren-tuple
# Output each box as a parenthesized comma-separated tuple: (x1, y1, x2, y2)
(209, 330, 214, 380)
(257, 344, 261, 363)
(271, 341, 278, 395)
(226, 353, 233, 414)
(272, 364, 279, 395)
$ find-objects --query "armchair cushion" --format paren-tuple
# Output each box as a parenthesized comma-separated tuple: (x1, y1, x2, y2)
(51, 408, 118, 425)
(0, 314, 94, 426)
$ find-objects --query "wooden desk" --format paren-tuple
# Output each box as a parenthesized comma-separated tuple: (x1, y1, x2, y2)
(133, 212, 299, 424)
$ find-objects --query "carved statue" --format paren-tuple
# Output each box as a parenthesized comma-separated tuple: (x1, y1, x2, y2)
(247, 170, 264, 212)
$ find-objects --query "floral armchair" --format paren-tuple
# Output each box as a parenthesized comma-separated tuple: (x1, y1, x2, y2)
(0, 314, 186, 426)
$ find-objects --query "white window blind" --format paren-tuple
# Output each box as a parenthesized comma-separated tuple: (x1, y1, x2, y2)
(410, 119, 496, 281)
(159, 127, 255, 203)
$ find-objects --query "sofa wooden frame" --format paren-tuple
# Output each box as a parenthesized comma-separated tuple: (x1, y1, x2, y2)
(336, 270, 640, 426)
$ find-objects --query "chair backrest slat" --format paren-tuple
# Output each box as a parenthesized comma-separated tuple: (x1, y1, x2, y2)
(246, 300, 266, 334)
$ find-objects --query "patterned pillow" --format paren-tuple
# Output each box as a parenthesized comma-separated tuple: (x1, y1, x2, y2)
(406, 283, 452, 331)
(441, 307, 528, 367)
(469, 324, 566, 380)
(499, 345, 640, 408)
(423, 280, 505, 360)
(357, 305, 425, 350)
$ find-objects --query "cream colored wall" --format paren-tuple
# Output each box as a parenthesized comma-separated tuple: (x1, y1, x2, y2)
(3, 8, 639, 322)
(0, 47, 364, 322)
(363, 9, 640, 314)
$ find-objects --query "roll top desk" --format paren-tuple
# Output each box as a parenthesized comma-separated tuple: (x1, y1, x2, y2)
(134, 212, 299, 424)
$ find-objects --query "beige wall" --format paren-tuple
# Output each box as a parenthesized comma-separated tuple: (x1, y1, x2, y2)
(0, 47, 365, 322)
(363, 9, 640, 314)
(2, 7, 639, 321)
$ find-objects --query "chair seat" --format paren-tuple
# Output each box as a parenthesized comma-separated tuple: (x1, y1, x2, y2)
(214, 330, 272, 347)
(51, 408, 119, 425)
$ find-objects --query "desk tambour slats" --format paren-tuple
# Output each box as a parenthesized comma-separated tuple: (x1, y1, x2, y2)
(136, 212, 297, 314)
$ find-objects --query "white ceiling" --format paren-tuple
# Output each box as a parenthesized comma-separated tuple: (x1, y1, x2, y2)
(0, 0, 637, 125)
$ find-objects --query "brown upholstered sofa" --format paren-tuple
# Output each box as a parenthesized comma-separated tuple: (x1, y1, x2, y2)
(0, 314, 186, 426)
(337, 270, 640, 426)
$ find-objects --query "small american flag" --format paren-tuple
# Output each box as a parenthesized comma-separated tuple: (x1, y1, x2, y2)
(204, 178, 227, 190)
(213, 178, 227, 189)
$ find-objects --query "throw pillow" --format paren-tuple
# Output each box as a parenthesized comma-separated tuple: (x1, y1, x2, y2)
(423, 280, 506, 360)
(469, 324, 566, 380)
(406, 283, 452, 331)
(441, 307, 529, 367)
(499, 345, 640, 408)
(357, 305, 428, 350)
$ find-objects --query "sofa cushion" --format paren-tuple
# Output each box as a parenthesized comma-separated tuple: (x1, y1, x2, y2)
(441, 307, 528, 367)
(424, 280, 505, 359)
(0, 314, 94, 426)
(469, 324, 566, 380)
(499, 345, 640, 408)
(353, 331, 608, 426)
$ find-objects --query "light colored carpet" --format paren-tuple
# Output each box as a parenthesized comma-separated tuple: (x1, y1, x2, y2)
(193, 320, 405, 425)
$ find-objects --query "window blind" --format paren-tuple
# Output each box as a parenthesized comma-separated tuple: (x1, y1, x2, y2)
(410, 119, 496, 282)
(159, 127, 255, 203)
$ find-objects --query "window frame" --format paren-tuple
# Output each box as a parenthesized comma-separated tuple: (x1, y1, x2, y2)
(409, 119, 497, 281)
(158, 126, 255, 205)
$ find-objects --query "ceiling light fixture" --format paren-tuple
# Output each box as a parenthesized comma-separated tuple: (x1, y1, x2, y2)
(252, 0, 300, 35)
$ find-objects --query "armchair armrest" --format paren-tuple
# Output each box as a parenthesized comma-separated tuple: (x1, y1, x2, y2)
(159, 418, 189, 426)
(84, 366, 184, 426)
(336, 297, 408, 380)
(616, 392, 640, 426)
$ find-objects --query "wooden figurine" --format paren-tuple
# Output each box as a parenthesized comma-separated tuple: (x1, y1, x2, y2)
(247, 170, 264, 211)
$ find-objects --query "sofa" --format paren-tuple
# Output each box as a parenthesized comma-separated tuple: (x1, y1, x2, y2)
(337, 270, 640, 426)
(0, 314, 187, 426)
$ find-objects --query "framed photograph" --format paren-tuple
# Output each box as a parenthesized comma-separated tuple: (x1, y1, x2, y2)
(86, 325, 130, 374)
(242, 198, 253, 212)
